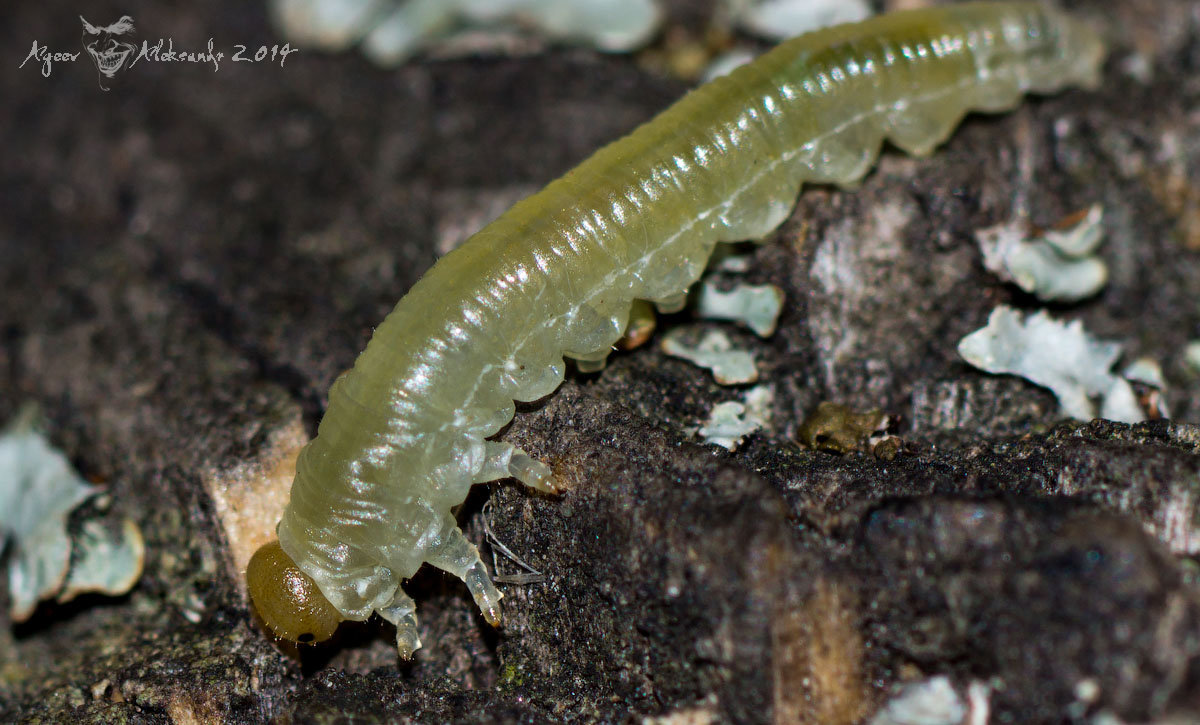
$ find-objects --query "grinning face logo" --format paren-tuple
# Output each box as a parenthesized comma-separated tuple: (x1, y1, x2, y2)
(80, 15, 135, 90)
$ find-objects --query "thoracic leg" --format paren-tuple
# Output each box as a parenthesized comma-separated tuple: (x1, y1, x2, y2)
(474, 440, 560, 493)
(377, 589, 421, 659)
(617, 299, 657, 350)
(653, 292, 688, 313)
(425, 514, 503, 626)
(574, 354, 609, 373)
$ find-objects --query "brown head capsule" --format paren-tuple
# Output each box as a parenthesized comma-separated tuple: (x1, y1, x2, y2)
(246, 539, 344, 644)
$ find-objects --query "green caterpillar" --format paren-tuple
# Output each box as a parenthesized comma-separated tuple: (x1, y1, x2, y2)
(247, 1, 1104, 658)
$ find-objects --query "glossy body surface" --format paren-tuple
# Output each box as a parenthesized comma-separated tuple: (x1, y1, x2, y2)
(249, 2, 1105, 655)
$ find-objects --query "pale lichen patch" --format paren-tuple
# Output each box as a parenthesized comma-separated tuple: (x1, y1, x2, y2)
(0, 406, 144, 621)
(868, 676, 967, 725)
(271, 0, 663, 66)
(1185, 341, 1200, 375)
(662, 328, 758, 384)
(694, 281, 785, 337)
(975, 205, 1107, 302)
(696, 384, 773, 450)
(733, 0, 871, 40)
(957, 306, 1145, 423)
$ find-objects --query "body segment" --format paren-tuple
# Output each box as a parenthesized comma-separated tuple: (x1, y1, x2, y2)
(247, 2, 1105, 655)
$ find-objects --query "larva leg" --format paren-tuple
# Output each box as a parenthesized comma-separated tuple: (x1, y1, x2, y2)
(616, 299, 656, 350)
(653, 292, 687, 314)
(425, 516, 503, 626)
(574, 353, 609, 373)
(378, 591, 421, 659)
(475, 440, 560, 493)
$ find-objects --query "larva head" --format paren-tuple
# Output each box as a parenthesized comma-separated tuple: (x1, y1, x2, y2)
(247, 539, 344, 644)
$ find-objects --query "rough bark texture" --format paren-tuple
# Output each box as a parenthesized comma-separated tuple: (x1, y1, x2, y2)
(2, 0, 1199, 723)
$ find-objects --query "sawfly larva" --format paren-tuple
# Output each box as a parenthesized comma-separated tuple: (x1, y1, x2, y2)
(246, 1, 1104, 657)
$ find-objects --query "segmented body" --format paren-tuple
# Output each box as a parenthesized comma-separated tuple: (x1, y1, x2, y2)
(269, 1, 1104, 651)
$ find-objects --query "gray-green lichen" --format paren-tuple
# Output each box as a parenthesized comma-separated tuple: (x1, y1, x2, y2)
(1186, 341, 1200, 375)
(694, 281, 785, 337)
(661, 328, 758, 385)
(271, 0, 663, 66)
(0, 407, 144, 621)
(975, 205, 1107, 302)
(696, 384, 772, 450)
(867, 676, 969, 725)
(729, 0, 871, 40)
(957, 306, 1145, 423)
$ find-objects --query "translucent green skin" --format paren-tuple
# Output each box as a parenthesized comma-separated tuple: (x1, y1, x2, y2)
(277, 2, 1104, 624)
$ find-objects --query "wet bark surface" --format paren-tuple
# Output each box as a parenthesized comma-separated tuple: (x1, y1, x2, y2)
(2, 0, 1199, 722)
